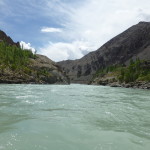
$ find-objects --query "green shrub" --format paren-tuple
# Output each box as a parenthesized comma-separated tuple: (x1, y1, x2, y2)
(93, 58, 150, 83)
(0, 41, 35, 68)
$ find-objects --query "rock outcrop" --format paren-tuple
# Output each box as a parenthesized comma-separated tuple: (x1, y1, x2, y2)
(29, 54, 69, 84)
(58, 22, 150, 83)
(0, 54, 69, 84)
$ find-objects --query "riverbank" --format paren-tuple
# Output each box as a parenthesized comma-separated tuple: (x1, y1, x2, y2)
(92, 80, 150, 89)
(91, 59, 150, 89)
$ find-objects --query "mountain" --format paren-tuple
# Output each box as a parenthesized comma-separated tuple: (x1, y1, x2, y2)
(58, 22, 150, 84)
(0, 30, 20, 47)
(0, 30, 69, 84)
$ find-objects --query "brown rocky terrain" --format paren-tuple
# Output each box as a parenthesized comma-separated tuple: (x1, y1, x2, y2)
(0, 54, 69, 84)
(58, 22, 150, 84)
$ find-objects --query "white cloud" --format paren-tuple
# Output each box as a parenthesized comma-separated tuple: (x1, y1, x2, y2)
(2, 0, 150, 62)
(20, 41, 36, 53)
(65, 0, 150, 48)
(40, 40, 95, 62)
(40, 0, 150, 61)
(41, 27, 62, 33)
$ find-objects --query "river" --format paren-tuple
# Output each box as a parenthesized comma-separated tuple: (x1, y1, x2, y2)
(0, 84, 150, 150)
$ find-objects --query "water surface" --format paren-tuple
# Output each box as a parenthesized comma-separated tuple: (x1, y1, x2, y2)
(0, 84, 150, 150)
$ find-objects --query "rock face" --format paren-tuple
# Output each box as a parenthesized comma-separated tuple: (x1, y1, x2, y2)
(29, 54, 70, 84)
(58, 22, 150, 83)
(0, 30, 20, 47)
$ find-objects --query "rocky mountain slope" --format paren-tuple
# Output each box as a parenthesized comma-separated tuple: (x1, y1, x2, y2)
(0, 30, 20, 47)
(0, 31, 69, 84)
(58, 22, 150, 84)
(0, 54, 69, 84)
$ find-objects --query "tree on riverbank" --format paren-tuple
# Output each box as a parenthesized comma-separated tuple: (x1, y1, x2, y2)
(93, 59, 150, 83)
(118, 59, 150, 83)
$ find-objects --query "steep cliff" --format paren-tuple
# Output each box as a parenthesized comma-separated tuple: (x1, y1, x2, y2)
(58, 22, 150, 83)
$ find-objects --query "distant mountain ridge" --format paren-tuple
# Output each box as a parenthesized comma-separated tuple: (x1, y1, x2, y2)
(58, 22, 150, 83)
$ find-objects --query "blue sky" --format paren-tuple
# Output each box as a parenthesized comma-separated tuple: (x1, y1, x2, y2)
(0, 0, 150, 61)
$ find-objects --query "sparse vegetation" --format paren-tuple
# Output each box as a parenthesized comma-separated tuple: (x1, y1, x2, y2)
(94, 64, 123, 78)
(93, 58, 150, 83)
(118, 59, 150, 83)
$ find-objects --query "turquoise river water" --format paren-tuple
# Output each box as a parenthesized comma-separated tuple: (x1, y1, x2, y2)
(0, 84, 150, 150)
